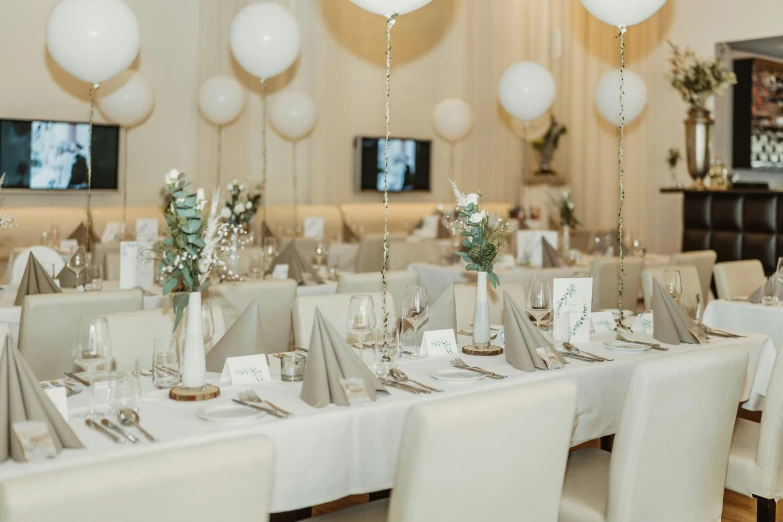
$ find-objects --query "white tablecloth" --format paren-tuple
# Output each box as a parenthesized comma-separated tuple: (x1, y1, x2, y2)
(0, 331, 774, 512)
(703, 300, 783, 348)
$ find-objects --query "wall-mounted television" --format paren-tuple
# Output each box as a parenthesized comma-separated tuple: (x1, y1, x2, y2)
(354, 136, 431, 192)
(0, 118, 120, 191)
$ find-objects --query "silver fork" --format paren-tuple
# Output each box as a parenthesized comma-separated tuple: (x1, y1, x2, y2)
(450, 358, 505, 379)
(238, 390, 291, 417)
(615, 334, 668, 351)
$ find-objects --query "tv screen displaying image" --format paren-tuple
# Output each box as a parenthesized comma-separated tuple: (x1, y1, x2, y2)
(0, 118, 120, 190)
(355, 136, 431, 192)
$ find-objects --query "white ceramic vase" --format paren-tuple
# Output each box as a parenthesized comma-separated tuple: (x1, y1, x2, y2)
(472, 271, 491, 348)
(181, 291, 206, 389)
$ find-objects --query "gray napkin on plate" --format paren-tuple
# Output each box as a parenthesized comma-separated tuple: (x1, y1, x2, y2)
(503, 292, 565, 371)
(300, 308, 386, 408)
(206, 299, 265, 372)
(652, 279, 699, 345)
(0, 336, 83, 462)
(271, 241, 324, 286)
(541, 237, 563, 268)
(14, 254, 63, 306)
(68, 222, 100, 247)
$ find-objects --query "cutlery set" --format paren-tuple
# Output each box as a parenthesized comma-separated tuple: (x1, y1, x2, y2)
(450, 358, 506, 379)
(233, 389, 292, 419)
(84, 408, 156, 444)
(615, 334, 668, 351)
(379, 368, 443, 394)
(561, 342, 613, 363)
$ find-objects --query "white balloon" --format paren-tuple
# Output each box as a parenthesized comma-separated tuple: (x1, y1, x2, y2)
(580, 0, 667, 28)
(199, 76, 246, 126)
(432, 99, 473, 143)
(498, 62, 556, 122)
(97, 71, 154, 128)
(230, 2, 300, 80)
(270, 91, 317, 142)
(46, 0, 140, 85)
(349, 0, 432, 17)
(594, 69, 648, 127)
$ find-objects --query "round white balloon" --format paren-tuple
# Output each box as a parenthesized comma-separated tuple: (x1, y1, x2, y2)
(349, 0, 432, 17)
(230, 2, 300, 80)
(432, 99, 473, 143)
(199, 76, 246, 126)
(46, 0, 140, 85)
(580, 0, 667, 28)
(270, 91, 317, 142)
(498, 62, 556, 122)
(97, 71, 154, 128)
(594, 69, 648, 127)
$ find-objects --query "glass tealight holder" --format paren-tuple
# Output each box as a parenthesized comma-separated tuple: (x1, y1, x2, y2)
(281, 353, 306, 382)
(374, 326, 400, 377)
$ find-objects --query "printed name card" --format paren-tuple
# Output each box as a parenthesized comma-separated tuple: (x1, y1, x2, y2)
(59, 239, 78, 253)
(272, 264, 289, 280)
(340, 378, 372, 405)
(591, 311, 617, 333)
(516, 230, 558, 266)
(553, 278, 593, 342)
(12, 421, 57, 462)
(220, 354, 272, 385)
(119, 241, 154, 290)
(303, 217, 325, 239)
(420, 329, 459, 357)
(136, 218, 159, 242)
(101, 222, 126, 244)
(44, 387, 69, 422)
(632, 313, 653, 335)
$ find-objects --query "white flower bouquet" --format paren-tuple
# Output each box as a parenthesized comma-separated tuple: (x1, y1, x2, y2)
(221, 179, 262, 227)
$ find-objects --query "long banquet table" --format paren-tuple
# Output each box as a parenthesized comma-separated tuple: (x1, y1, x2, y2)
(703, 299, 783, 348)
(0, 331, 775, 512)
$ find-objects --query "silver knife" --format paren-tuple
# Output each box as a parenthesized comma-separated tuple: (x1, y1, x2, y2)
(101, 419, 139, 443)
(86, 419, 122, 443)
(232, 399, 286, 418)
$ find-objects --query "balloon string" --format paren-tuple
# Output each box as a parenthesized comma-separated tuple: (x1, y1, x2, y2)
(292, 141, 299, 229)
(382, 13, 397, 332)
(122, 127, 128, 231)
(617, 26, 626, 323)
(217, 126, 223, 189)
(260, 78, 268, 242)
(87, 84, 97, 254)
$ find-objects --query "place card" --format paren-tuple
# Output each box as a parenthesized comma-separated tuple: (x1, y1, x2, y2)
(119, 241, 154, 290)
(420, 329, 458, 357)
(220, 354, 271, 385)
(44, 387, 69, 422)
(516, 230, 558, 266)
(101, 222, 126, 243)
(591, 311, 617, 333)
(303, 217, 325, 239)
(536, 347, 564, 370)
(12, 421, 57, 462)
(339, 378, 372, 405)
(272, 264, 289, 280)
(632, 313, 654, 335)
(553, 278, 592, 342)
(59, 239, 78, 253)
(135, 218, 159, 242)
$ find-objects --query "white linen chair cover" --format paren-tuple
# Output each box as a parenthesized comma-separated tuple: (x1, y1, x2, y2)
(668, 250, 717, 303)
(388, 240, 439, 270)
(18, 289, 144, 381)
(207, 280, 297, 354)
(0, 434, 275, 522)
(102, 306, 226, 368)
(559, 346, 747, 522)
(307, 378, 577, 522)
(713, 260, 766, 300)
(454, 281, 526, 331)
(336, 271, 417, 316)
(590, 256, 644, 311)
(293, 292, 394, 349)
(10, 246, 65, 285)
(102, 251, 121, 281)
(640, 265, 701, 311)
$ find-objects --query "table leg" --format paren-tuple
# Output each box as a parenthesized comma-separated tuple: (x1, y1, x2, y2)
(600, 435, 614, 452)
(270, 508, 312, 522)
(754, 495, 776, 522)
(369, 490, 391, 501)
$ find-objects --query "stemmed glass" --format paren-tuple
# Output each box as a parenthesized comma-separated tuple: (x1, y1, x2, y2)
(73, 317, 111, 419)
(527, 279, 552, 332)
(403, 285, 429, 357)
(346, 295, 376, 360)
(314, 240, 327, 269)
(68, 245, 88, 290)
(662, 269, 683, 303)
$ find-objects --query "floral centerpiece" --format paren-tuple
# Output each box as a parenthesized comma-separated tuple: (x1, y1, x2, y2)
(220, 179, 262, 228)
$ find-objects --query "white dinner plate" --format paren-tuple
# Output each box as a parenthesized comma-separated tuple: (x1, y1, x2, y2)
(64, 371, 124, 386)
(197, 404, 265, 422)
(602, 340, 649, 353)
(428, 368, 486, 382)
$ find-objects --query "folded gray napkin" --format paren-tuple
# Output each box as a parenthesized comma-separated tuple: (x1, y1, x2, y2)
(652, 279, 699, 345)
(0, 336, 83, 462)
(503, 292, 565, 371)
(271, 241, 323, 286)
(418, 283, 457, 335)
(68, 222, 100, 247)
(541, 237, 563, 268)
(206, 299, 265, 372)
(14, 254, 63, 306)
(748, 276, 782, 304)
(301, 308, 386, 408)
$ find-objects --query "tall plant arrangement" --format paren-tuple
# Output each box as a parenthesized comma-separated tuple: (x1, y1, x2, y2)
(666, 41, 737, 110)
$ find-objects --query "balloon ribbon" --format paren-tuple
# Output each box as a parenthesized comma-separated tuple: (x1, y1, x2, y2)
(86, 84, 97, 253)
(382, 13, 398, 331)
(616, 26, 626, 324)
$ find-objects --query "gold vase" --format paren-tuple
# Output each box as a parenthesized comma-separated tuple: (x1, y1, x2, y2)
(684, 108, 714, 189)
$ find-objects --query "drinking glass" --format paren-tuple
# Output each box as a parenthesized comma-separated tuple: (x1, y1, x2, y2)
(346, 295, 376, 359)
(763, 278, 778, 306)
(249, 255, 264, 279)
(313, 240, 328, 270)
(50, 224, 61, 248)
(527, 279, 552, 331)
(68, 245, 88, 289)
(552, 310, 571, 348)
(281, 353, 306, 382)
(374, 325, 400, 376)
(662, 269, 683, 303)
(402, 285, 429, 358)
(74, 317, 112, 419)
(152, 337, 181, 389)
(87, 264, 103, 291)
(108, 359, 141, 414)
(680, 293, 701, 320)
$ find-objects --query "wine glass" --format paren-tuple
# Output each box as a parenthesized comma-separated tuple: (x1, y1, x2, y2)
(68, 245, 88, 290)
(314, 240, 327, 269)
(73, 317, 111, 419)
(662, 269, 682, 303)
(403, 285, 429, 357)
(346, 295, 376, 359)
(527, 279, 552, 331)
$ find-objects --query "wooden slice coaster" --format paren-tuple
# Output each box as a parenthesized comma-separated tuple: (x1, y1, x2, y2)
(461, 345, 504, 356)
(169, 385, 221, 402)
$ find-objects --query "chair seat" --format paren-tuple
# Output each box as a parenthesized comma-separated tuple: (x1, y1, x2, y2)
(725, 418, 760, 498)
(559, 448, 610, 522)
(306, 499, 389, 522)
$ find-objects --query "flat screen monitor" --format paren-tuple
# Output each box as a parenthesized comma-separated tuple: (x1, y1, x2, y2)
(354, 136, 431, 192)
(0, 118, 120, 191)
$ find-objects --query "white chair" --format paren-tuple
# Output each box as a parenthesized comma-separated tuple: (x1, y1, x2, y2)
(714, 260, 766, 300)
(336, 271, 417, 316)
(306, 378, 577, 522)
(0, 434, 275, 522)
(640, 265, 701, 311)
(559, 346, 747, 522)
(207, 280, 297, 353)
(293, 292, 394, 349)
(590, 256, 644, 311)
(18, 289, 144, 380)
(454, 281, 526, 331)
(388, 240, 439, 270)
(669, 250, 717, 303)
(10, 246, 65, 285)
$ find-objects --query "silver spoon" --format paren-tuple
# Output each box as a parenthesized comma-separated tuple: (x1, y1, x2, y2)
(118, 409, 157, 442)
(563, 342, 612, 362)
(390, 368, 442, 392)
